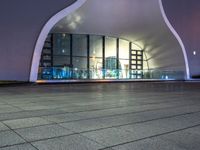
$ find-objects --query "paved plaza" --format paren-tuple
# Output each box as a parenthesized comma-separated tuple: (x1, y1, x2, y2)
(0, 82, 200, 150)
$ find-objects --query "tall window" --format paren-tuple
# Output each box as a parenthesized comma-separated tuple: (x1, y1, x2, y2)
(119, 39, 129, 79)
(105, 37, 117, 79)
(90, 35, 103, 79)
(53, 33, 70, 66)
(72, 35, 87, 79)
(52, 34, 71, 79)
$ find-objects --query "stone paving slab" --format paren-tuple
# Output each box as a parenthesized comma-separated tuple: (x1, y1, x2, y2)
(59, 105, 200, 133)
(0, 130, 25, 147)
(42, 113, 83, 123)
(0, 105, 22, 114)
(0, 144, 37, 150)
(31, 134, 104, 150)
(15, 124, 73, 142)
(160, 130, 200, 150)
(82, 127, 136, 147)
(0, 109, 65, 122)
(110, 138, 187, 150)
(0, 122, 9, 132)
(0, 82, 200, 150)
(3, 117, 52, 129)
(82, 112, 200, 147)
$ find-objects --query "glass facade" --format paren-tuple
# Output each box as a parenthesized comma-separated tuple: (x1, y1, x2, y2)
(105, 37, 117, 79)
(72, 35, 88, 79)
(89, 35, 103, 79)
(38, 33, 144, 80)
(119, 39, 130, 79)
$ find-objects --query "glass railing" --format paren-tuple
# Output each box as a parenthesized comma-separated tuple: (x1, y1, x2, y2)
(37, 67, 185, 80)
(142, 70, 185, 80)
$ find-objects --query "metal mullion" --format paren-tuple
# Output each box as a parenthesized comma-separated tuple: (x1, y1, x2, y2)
(102, 36, 105, 79)
(116, 38, 119, 79)
(87, 35, 90, 79)
(70, 34, 73, 79)
(141, 50, 144, 78)
(129, 42, 132, 79)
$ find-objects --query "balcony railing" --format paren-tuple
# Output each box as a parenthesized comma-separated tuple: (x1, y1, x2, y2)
(38, 67, 185, 80)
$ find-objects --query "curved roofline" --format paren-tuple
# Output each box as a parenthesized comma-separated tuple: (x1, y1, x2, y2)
(30, 0, 188, 81)
(30, 0, 87, 82)
(159, 0, 190, 79)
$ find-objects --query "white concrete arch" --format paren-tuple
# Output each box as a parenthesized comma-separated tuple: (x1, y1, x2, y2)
(159, 0, 190, 79)
(53, 0, 186, 78)
(29, 0, 87, 82)
(30, 0, 188, 81)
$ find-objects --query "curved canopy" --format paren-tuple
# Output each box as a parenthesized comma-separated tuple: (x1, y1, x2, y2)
(52, 0, 186, 74)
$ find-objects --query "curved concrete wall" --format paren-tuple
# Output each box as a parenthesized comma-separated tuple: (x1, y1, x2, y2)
(162, 0, 200, 78)
(0, 0, 192, 81)
(0, 0, 76, 81)
(52, 0, 186, 77)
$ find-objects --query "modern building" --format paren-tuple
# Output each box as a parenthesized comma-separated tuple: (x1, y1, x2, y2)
(0, 0, 200, 82)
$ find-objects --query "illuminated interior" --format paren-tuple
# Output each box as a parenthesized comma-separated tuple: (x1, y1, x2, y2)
(33, 0, 187, 82)
(38, 33, 146, 80)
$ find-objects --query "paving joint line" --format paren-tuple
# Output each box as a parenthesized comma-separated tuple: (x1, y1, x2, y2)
(0, 104, 199, 133)
(74, 110, 200, 134)
(98, 124, 200, 150)
(1, 112, 199, 150)
(1, 100, 195, 122)
(1, 122, 40, 150)
(41, 103, 200, 124)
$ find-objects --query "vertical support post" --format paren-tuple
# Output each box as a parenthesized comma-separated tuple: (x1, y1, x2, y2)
(129, 42, 132, 79)
(87, 35, 90, 79)
(70, 34, 73, 79)
(141, 50, 144, 79)
(116, 38, 119, 79)
(136, 50, 138, 79)
(102, 36, 105, 79)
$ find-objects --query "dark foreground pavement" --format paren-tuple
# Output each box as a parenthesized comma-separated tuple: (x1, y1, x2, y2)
(0, 81, 200, 150)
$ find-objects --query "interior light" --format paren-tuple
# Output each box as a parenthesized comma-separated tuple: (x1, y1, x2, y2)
(92, 56, 96, 61)
(193, 51, 196, 55)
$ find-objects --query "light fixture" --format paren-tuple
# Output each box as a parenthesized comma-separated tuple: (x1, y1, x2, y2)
(62, 33, 66, 37)
(193, 51, 196, 56)
(92, 56, 96, 61)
